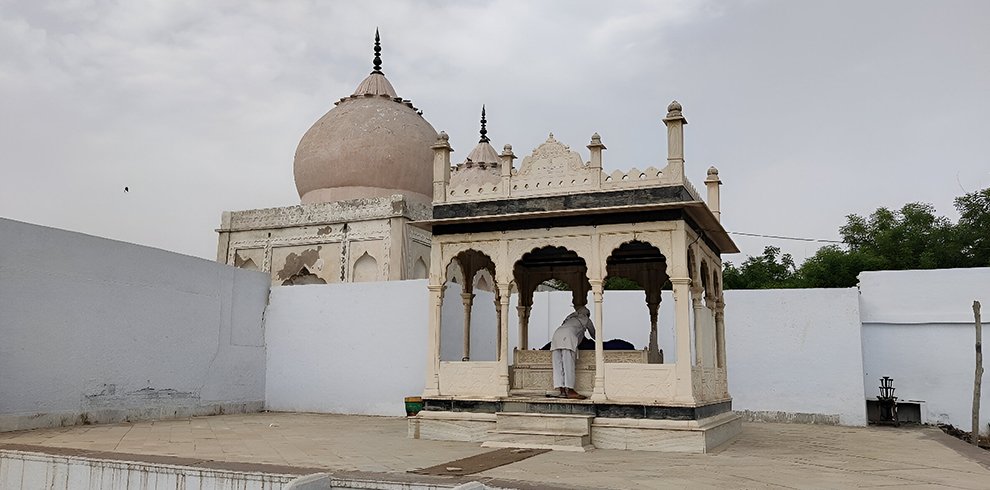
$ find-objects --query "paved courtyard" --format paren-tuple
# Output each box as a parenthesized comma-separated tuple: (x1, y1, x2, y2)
(1, 412, 989, 489)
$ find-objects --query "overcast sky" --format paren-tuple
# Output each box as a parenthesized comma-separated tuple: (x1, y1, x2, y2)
(1, 0, 988, 264)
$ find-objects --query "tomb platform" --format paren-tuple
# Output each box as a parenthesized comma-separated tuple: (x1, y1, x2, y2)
(409, 393, 739, 453)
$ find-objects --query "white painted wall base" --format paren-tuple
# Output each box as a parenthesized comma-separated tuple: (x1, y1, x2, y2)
(0, 450, 296, 490)
(0, 402, 263, 433)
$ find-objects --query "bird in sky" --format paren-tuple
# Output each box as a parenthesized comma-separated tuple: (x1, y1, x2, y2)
(124, 186, 129, 193)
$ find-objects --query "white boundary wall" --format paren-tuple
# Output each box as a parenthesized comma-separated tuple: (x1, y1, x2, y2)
(7, 216, 983, 433)
(264, 283, 868, 425)
(264, 280, 429, 416)
(513, 289, 866, 426)
(0, 218, 271, 432)
(859, 268, 990, 432)
(725, 289, 866, 425)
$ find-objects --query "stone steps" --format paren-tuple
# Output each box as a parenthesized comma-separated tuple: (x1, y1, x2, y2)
(481, 412, 594, 452)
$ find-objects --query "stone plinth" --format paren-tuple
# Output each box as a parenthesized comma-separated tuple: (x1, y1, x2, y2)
(410, 396, 740, 453)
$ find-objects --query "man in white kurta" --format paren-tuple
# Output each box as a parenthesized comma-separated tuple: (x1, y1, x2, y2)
(550, 305, 595, 399)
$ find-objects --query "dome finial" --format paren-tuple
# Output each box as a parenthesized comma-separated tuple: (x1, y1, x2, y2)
(479, 105, 490, 143)
(372, 28, 383, 75)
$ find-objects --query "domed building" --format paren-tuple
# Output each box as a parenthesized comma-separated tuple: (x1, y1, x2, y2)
(216, 32, 435, 285)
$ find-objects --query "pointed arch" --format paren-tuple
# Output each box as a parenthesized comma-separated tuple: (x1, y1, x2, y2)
(474, 268, 494, 292)
(352, 252, 379, 282)
(413, 257, 428, 279)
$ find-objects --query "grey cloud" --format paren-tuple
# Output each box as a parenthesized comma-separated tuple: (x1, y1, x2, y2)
(0, 0, 987, 265)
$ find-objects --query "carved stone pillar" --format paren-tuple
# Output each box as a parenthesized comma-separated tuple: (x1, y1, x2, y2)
(494, 291, 501, 360)
(591, 280, 606, 401)
(692, 288, 704, 367)
(715, 298, 726, 370)
(517, 305, 531, 350)
(587, 133, 606, 188)
(571, 271, 590, 308)
(424, 284, 445, 396)
(461, 292, 474, 360)
(647, 299, 662, 364)
(645, 269, 663, 364)
(497, 284, 511, 396)
(500, 145, 515, 198)
(431, 133, 452, 202)
(671, 277, 695, 404)
(662, 101, 687, 181)
(704, 166, 722, 222)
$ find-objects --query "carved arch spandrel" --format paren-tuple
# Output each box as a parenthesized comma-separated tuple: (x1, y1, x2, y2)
(440, 241, 501, 286)
(599, 231, 674, 265)
(507, 235, 594, 275)
(445, 257, 464, 286)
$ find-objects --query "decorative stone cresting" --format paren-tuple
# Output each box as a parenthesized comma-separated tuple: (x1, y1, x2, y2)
(440, 132, 701, 203)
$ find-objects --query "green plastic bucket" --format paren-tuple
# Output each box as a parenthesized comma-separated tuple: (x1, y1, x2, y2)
(404, 396, 424, 416)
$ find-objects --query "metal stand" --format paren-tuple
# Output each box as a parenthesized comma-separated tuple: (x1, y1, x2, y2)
(876, 376, 899, 427)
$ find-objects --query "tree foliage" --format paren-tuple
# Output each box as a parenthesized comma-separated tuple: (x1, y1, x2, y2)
(725, 187, 990, 289)
(955, 187, 990, 267)
(723, 246, 799, 289)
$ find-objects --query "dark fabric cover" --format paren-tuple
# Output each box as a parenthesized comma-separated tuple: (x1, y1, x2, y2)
(539, 338, 635, 350)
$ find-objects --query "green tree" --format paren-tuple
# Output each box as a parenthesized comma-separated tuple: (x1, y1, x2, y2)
(954, 187, 990, 266)
(604, 276, 644, 290)
(723, 246, 799, 289)
(797, 245, 885, 288)
(839, 202, 962, 270)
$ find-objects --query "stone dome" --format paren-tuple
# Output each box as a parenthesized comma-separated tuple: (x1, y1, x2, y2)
(293, 34, 437, 204)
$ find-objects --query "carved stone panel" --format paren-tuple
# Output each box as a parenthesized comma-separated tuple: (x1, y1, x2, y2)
(511, 349, 648, 392)
(604, 364, 676, 402)
(508, 135, 600, 198)
(692, 366, 727, 403)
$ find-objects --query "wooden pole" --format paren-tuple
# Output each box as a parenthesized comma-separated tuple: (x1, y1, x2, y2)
(973, 300, 983, 447)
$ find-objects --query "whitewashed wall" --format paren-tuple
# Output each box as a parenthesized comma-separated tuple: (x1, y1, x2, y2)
(724, 289, 866, 425)
(859, 268, 990, 432)
(0, 218, 271, 432)
(264, 284, 868, 425)
(514, 289, 867, 426)
(440, 281, 499, 362)
(11, 216, 984, 431)
(264, 280, 429, 416)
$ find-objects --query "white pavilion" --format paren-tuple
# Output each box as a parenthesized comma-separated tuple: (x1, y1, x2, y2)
(409, 101, 741, 453)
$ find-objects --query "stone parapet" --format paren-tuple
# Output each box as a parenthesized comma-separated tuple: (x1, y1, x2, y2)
(219, 195, 431, 233)
(443, 134, 701, 204)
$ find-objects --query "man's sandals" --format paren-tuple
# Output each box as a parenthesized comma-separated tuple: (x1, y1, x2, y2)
(563, 388, 587, 400)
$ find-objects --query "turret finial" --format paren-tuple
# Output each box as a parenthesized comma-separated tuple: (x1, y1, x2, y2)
(372, 29, 383, 75)
(479, 105, 490, 143)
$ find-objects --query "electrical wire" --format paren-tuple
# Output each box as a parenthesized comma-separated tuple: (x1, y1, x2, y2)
(728, 231, 844, 244)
